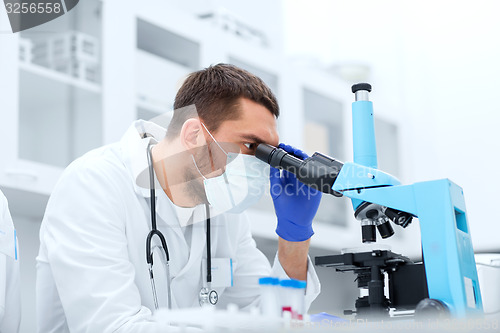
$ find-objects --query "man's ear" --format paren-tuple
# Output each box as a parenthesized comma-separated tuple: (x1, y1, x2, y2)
(180, 118, 205, 150)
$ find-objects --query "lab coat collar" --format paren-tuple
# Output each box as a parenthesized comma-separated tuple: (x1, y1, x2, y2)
(120, 120, 166, 199)
(0, 193, 17, 260)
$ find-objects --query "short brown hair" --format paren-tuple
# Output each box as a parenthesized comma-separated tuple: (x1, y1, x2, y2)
(166, 63, 279, 139)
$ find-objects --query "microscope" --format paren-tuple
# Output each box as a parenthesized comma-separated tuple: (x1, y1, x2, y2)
(255, 83, 483, 319)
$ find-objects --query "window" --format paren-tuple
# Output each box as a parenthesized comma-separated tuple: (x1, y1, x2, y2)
(303, 88, 346, 227)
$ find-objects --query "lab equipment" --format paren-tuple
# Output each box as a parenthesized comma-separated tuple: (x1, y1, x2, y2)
(309, 312, 348, 324)
(258, 277, 280, 317)
(315, 249, 428, 317)
(255, 83, 483, 318)
(475, 254, 500, 314)
(145, 142, 217, 309)
(153, 303, 284, 331)
(279, 279, 306, 320)
(268, 144, 322, 242)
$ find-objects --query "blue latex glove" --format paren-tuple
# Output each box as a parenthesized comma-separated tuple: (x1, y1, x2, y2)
(270, 143, 322, 242)
(309, 312, 348, 323)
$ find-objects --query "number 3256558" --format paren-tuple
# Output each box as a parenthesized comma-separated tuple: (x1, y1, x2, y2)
(5, 2, 62, 14)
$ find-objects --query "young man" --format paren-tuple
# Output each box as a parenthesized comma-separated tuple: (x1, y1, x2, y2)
(37, 64, 322, 332)
(0, 190, 21, 332)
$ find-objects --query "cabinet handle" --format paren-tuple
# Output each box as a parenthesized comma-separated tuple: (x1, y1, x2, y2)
(5, 169, 39, 182)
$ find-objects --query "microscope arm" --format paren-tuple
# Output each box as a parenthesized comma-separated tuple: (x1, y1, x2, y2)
(331, 162, 418, 216)
(255, 143, 415, 239)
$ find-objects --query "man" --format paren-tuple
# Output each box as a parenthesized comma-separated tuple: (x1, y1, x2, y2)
(0, 190, 21, 332)
(37, 64, 322, 332)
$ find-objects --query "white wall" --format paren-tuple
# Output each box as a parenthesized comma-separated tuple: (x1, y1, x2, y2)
(284, 0, 500, 252)
(400, 2, 500, 251)
(169, 0, 285, 51)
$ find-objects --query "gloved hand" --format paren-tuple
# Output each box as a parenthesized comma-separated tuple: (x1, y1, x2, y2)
(270, 143, 322, 242)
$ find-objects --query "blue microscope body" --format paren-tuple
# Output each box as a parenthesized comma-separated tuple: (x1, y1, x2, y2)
(330, 84, 483, 317)
(255, 83, 483, 318)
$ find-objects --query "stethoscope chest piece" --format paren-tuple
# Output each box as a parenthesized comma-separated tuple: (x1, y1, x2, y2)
(199, 287, 218, 306)
(209, 290, 219, 305)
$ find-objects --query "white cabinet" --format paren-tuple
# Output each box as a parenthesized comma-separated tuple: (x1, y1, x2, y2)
(1, 0, 104, 205)
(19, 0, 103, 169)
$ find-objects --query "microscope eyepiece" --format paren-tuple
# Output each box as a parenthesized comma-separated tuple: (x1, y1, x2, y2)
(255, 144, 304, 170)
(255, 143, 344, 196)
(351, 83, 372, 93)
(254, 143, 276, 165)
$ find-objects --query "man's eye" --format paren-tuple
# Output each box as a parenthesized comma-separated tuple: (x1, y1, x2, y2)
(243, 143, 255, 150)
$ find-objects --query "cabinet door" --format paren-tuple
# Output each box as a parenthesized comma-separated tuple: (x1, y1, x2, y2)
(0, 30, 31, 192)
(0, 30, 19, 167)
(1, 0, 105, 196)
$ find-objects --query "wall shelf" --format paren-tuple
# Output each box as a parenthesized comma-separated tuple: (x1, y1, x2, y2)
(19, 62, 101, 94)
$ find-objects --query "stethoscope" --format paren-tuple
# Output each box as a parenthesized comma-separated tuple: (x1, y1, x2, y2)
(145, 141, 218, 310)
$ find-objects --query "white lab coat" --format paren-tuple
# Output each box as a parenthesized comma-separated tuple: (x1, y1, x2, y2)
(37, 120, 320, 333)
(0, 191, 21, 333)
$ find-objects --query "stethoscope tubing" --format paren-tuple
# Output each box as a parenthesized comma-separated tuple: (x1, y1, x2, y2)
(145, 142, 215, 310)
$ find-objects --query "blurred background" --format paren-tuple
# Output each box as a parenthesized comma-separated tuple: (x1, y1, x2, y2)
(1, 0, 499, 331)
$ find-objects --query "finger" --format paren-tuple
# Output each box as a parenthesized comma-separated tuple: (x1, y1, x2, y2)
(278, 143, 309, 160)
(282, 169, 300, 185)
(308, 186, 321, 196)
(282, 169, 321, 196)
(292, 148, 309, 160)
(270, 167, 283, 199)
(278, 143, 292, 153)
(269, 166, 282, 187)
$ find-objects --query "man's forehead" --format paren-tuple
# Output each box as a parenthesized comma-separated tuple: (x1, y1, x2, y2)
(238, 131, 278, 145)
(214, 98, 279, 144)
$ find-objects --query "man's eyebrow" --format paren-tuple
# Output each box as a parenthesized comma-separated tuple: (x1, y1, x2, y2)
(239, 134, 264, 143)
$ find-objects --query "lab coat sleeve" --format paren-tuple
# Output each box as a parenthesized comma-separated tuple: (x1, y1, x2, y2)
(40, 160, 194, 333)
(217, 213, 320, 311)
(0, 193, 21, 333)
(270, 252, 321, 311)
(0, 255, 21, 333)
